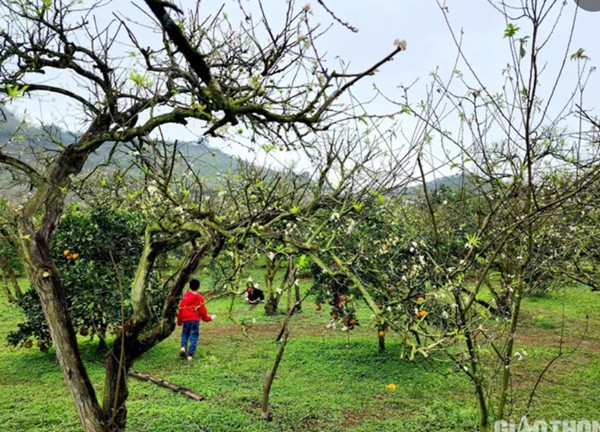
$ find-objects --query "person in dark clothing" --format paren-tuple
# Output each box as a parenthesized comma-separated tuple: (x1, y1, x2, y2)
(325, 291, 347, 330)
(244, 282, 265, 306)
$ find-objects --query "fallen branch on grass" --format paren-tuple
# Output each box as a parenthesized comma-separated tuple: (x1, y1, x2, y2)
(93, 361, 205, 401)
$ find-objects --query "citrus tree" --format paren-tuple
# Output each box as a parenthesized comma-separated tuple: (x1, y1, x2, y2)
(7, 205, 147, 351)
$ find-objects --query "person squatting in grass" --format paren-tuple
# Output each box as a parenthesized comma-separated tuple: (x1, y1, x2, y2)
(243, 281, 265, 308)
(177, 279, 216, 361)
(325, 291, 348, 331)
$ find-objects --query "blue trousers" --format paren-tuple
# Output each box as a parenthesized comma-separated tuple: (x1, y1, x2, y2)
(181, 321, 200, 355)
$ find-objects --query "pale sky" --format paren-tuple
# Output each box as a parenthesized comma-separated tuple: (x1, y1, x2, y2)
(7, 0, 600, 173)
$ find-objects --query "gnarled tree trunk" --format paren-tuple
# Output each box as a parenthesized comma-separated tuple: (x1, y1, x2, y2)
(100, 236, 217, 431)
(18, 229, 107, 432)
(15, 123, 112, 431)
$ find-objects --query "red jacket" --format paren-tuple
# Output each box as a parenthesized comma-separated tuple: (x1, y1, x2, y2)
(177, 291, 212, 325)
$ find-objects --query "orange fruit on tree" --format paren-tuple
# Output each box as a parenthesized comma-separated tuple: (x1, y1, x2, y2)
(417, 297, 425, 303)
(71, 253, 79, 260)
(379, 330, 385, 337)
(24, 341, 33, 349)
(417, 310, 427, 319)
(315, 305, 322, 311)
(332, 313, 339, 320)
(63, 249, 70, 256)
(36, 340, 44, 347)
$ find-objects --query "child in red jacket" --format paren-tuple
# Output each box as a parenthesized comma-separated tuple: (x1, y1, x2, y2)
(177, 279, 215, 361)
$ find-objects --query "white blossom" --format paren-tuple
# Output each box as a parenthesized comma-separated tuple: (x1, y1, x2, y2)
(346, 219, 356, 234)
(394, 39, 407, 50)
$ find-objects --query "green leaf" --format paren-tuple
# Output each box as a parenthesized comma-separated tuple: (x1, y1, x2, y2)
(129, 70, 153, 88)
(298, 254, 308, 268)
(570, 48, 589, 61)
(503, 23, 520, 38)
(465, 233, 481, 248)
(518, 36, 529, 59)
(5, 84, 29, 99)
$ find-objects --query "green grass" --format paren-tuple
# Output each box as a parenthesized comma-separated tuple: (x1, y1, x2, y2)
(0, 279, 598, 431)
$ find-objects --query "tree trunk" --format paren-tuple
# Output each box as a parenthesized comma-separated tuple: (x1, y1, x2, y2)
(293, 278, 302, 313)
(263, 282, 293, 420)
(97, 326, 108, 353)
(100, 238, 214, 431)
(262, 327, 289, 421)
(1, 277, 15, 302)
(264, 294, 279, 315)
(20, 237, 107, 432)
(103, 337, 132, 432)
(475, 382, 490, 432)
(13, 125, 112, 432)
(0, 251, 22, 299)
(378, 330, 385, 353)
(263, 256, 279, 315)
(497, 271, 525, 420)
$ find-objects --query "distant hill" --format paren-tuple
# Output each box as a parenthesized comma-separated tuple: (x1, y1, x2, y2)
(405, 172, 476, 197)
(0, 107, 20, 129)
(0, 109, 236, 200)
(2, 109, 478, 204)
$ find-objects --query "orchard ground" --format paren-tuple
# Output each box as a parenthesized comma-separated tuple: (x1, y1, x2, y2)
(0, 276, 598, 432)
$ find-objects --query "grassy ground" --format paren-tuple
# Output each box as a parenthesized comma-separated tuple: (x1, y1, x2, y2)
(0, 278, 597, 431)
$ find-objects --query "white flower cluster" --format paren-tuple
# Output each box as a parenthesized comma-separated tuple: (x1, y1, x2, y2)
(346, 219, 356, 235)
(284, 222, 296, 236)
(394, 39, 408, 51)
